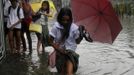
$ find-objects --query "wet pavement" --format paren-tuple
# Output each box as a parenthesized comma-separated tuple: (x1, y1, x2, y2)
(0, 16, 134, 75)
(0, 44, 54, 75)
(0, 19, 57, 75)
(0, 53, 50, 75)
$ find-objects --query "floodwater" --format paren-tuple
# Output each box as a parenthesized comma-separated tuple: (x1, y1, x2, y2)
(0, 16, 134, 75)
(76, 16, 134, 75)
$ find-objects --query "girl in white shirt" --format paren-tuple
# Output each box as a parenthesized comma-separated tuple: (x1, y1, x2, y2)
(49, 7, 83, 75)
(35, 1, 53, 54)
(7, 0, 24, 54)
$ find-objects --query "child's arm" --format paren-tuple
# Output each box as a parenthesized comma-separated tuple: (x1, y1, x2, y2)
(49, 35, 67, 54)
(10, 19, 22, 30)
(43, 12, 52, 17)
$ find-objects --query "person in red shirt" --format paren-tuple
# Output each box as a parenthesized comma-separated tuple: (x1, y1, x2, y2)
(20, 0, 35, 54)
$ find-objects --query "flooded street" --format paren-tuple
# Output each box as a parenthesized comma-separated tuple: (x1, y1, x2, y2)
(76, 17, 134, 75)
(0, 16, 134, 75)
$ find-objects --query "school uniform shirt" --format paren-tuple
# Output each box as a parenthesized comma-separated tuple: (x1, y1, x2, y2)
(39, 12, 48, 26)
(7, 5, 24, 29)
(50, 22, 80, 51)
(33, 10, 47, 26)
(37, 8, 54, 25)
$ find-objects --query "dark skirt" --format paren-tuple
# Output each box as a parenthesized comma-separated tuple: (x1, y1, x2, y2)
(55, 50, 79, 73)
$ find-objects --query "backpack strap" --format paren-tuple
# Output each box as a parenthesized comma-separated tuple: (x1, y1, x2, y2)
(8, 6, 12, 15)
(17, 6, 20, 19)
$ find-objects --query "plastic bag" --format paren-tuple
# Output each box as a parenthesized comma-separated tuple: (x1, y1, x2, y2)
(29, 23, 42, 33)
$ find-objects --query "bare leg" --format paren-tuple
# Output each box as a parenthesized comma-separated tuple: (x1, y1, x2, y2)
(66, 60, 73, 75)
(8, 30, 14, 53)
(37, 40, 41, 54)
(15, 30, 21, 53)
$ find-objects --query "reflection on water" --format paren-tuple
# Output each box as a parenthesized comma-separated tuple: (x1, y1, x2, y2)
(75, 16, 134, 75)
(0, 16, 134, 75)
(0, 31, 59, 75)
(0, 51, 53, 75)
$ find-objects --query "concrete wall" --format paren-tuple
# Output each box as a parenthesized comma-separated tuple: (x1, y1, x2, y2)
(0, 0, 6, 63)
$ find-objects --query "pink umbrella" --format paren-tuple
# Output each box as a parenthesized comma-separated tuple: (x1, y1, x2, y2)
(71, 0, 122, 44)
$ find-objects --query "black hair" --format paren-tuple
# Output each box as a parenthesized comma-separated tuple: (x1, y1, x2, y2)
(57, 7, 73, 41)
(57, 7, 73, 25)
(10, 0, 18, 9)
(41, 1, 50, 14)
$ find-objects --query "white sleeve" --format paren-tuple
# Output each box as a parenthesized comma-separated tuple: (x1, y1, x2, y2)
(19, 8, 24, 19)
(49, 25, 57, 38)
(71, 23, 80, 39)
(73, 28, 80, 39)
